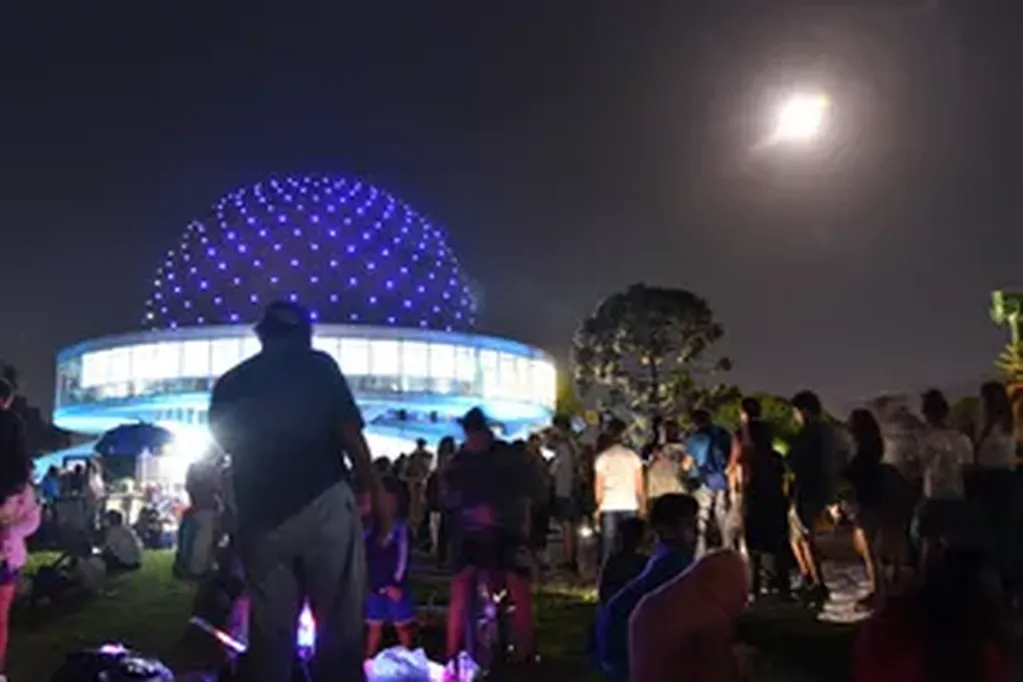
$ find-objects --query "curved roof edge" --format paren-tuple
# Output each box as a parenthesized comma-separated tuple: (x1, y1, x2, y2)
(57, 325, 553, 364)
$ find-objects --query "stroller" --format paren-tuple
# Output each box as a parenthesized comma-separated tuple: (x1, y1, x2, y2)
(29, 496, 106, 608)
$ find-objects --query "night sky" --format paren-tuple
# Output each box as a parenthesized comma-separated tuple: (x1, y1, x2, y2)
(2, 1, 1020, 412)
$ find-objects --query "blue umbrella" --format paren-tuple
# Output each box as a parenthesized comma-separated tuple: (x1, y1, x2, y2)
(94, 422, 176, 458)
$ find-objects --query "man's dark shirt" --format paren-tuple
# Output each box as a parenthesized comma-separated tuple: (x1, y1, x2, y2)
(444, 439, 534, 538)
(209, 342, 363, 533)
(789, 420, 828, 509)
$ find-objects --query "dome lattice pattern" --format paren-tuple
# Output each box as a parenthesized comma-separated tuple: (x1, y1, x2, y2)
(144, 175, 477, 331)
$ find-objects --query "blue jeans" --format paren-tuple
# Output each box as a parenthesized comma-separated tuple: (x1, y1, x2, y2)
(600, 510, 637, 562)
(693, 487, 731, 556)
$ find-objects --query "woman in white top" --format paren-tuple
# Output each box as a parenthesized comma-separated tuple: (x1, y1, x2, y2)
(593, 418, 645, 562)
(974, 382, 1017, 471)
(970, 382, 1019, 582)
(916, 390, 973, 565)
(645, 421, 686, 508)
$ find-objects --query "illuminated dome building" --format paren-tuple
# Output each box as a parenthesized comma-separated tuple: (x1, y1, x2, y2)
(50, 175, 556, 473)
(144, 175, 477, 332)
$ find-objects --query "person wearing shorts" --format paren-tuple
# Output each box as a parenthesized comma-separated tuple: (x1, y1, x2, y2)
(787, 391, 830, 604)
(209, 302, 384, 682)
(444, 408, 536, 662)
(364, 486, 415, 657)
(548, 416, 579, 569)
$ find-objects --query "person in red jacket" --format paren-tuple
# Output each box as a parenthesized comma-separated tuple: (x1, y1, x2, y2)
(853, 548, 1011, 682)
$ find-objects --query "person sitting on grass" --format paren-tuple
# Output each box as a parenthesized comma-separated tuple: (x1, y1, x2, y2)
(101, 509, 142, 573)
(595, 493, 698, 681)
(365, 483, 415, 658)
(596, 516, 649, 605)
(630, 549, 749, 682)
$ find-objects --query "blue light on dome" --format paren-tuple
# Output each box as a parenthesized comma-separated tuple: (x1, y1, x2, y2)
(143, 174, 478, 331)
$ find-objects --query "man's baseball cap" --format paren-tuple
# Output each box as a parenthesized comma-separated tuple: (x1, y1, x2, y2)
(254, 300, 313, 337)
(458, 406, 491, 432)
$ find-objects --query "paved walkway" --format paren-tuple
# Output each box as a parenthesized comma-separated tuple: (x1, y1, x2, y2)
(816, 563, 872, 624)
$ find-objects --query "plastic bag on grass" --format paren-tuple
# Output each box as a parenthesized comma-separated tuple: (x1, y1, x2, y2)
(364, 646, 435, 682)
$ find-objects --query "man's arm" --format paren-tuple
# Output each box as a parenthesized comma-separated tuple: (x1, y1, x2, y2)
(727, 434, 743, 494)
(393, 522, 409, 584)
(324, 356, 385, 529)
(341, 422, 383, 507)
(633, 459, 646, 515)
(593, 455, 605, 511)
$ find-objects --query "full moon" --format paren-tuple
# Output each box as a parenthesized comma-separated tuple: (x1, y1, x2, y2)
(772, 93, 830, 143)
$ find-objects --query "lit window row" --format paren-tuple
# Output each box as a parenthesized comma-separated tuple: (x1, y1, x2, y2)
(71, 336, 555, 406)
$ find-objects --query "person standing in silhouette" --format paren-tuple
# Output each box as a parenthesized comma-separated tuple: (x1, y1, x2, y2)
(209, 301, 384, 682)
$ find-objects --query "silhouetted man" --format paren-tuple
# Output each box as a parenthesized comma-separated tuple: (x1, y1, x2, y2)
(788, 390, 830, 604)
(209, 301, 383, 682)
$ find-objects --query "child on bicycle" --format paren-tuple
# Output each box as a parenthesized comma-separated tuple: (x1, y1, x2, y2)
(365, 482, 416, 657)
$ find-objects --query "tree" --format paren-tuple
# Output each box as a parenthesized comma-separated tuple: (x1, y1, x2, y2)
(996, 342, 1023, 385)
(714, 392, 800, 450)
(572, 283, 730, 418)
(554, 368, 584, 419)
(950, 395, 980, 437)
(661, 370, 739, 424)
(992, 290, 1023, 381)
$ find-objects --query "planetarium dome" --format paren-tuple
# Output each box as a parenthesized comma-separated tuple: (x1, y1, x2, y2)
(144, 174, 478, 331)
(49, 172, 556, 479)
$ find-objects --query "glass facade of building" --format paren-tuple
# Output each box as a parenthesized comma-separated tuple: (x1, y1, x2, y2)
(55, 325, 556, 427)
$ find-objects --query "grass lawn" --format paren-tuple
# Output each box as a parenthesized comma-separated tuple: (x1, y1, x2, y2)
(9, 551, 857, 681)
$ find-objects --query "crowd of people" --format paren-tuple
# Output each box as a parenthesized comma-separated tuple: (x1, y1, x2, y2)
(584, 381, 1023, 681)
(1, 298, 1022, 682)
(112, 292, 1023, 682)
(203, 301, 582, 679)
(223, 334, 1019, 682)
